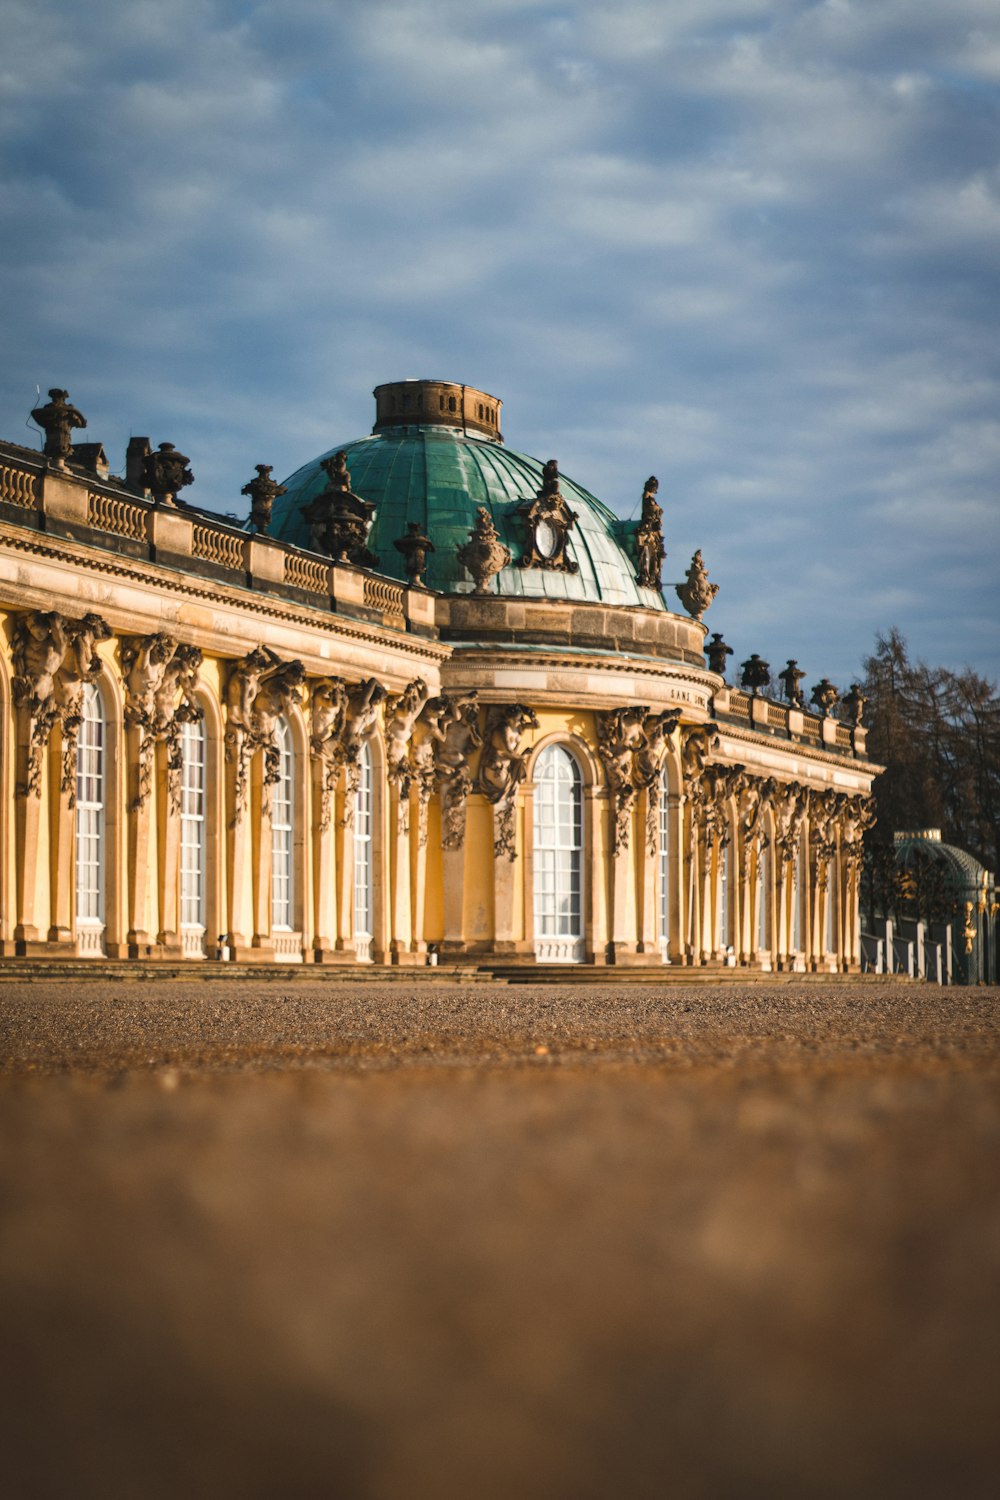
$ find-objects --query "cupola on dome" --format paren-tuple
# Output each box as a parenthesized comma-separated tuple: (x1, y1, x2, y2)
(267, 379, 666, 609)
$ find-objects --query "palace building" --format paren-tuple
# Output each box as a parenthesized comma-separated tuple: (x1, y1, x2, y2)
(0, 378, 879, 969)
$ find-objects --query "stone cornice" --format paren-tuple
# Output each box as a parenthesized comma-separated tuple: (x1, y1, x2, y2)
(715, 721, 884, 781)
(0, 525, 450, 665)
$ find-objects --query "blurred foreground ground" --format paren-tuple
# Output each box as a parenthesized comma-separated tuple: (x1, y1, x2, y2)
(1, 978, 998, 1500)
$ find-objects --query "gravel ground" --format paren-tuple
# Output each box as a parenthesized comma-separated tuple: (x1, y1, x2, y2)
(1, 978, 998, 1500)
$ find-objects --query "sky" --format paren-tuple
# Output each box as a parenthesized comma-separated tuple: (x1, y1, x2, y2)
(1, 0, 998, 688)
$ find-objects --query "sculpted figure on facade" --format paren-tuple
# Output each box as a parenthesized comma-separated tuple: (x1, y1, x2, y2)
(737, 775, 775, 877)
(309, 677, 350, 831)
(479, 704, 539, 859)
(773, 781, 810, 868)
(226, 647, 305, 815)
(31, 388, 87, 463)
(121, 634, 204, 810)
(457, 507, 511, 595)
(838, 793, 876, 883)
(338, 678, 388, 826)
(597, 706, 650, 853)
(517, 460, 579, 574)
(433, 692, 482, 850)
(634, 709, 681, 854)
(384, 678, 430, 833)
(12, 610, 70, 795)
(675, 550, 718, 621)
(634, 476, 666, 590)
(408, 696, 452, 849)
(808, 789, 842, 895)
(12, 610, 111, 801)
(241, 465, 287, 534)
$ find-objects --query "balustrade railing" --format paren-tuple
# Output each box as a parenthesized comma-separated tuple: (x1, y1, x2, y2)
(88, 491, 149, 541)
(364, 575, 405, 618)
(284, 553, 329, 594)
(192, 522, 246, 571)
(0, 461, 40, 509)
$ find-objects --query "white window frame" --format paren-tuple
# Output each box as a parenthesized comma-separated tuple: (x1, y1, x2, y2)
(179, 717, 207, 956)
(271, 717, 294, 934)
(353, 739, 373, 961)
(533, 744, 584, 963)
(659, 770, 671, 960)
(75, 681, 106, 954)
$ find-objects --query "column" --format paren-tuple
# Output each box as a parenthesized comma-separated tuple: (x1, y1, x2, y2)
(125, 723, 152, 954)
(47, 726, 76, 950)
(311, 759, 339, 961)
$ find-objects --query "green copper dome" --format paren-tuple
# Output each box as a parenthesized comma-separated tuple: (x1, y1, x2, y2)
(269, 381, 665, 610)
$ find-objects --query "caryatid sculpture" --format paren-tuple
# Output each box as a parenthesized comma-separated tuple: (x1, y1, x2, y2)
(339, 678, 388, 825)
(309, 677, 350, 831)
(384, 678, 430, 832)
(479, 704, 539, 859)
(408, 696, 453, 849)
(31, 388, 87, 463)
(634, 476, 666, 590)
(225, 646, 304, 814)
(597, 706, 651, 853)
(431, 692, 482, 850)
(121, 633, 204, 809)
(12, 610, 112, 802)
(634, 709, 681, 855)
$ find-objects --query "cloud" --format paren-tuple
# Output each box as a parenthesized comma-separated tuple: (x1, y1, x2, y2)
(0, 0, 998, 683)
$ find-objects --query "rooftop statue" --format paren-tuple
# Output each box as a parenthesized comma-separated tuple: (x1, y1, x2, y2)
(705, 633, 733, 679)
(141, 443, 194, 505)
(31, 388, 86, 463)
(634, 475, 666, 590)
(740, 654, 771, 696)
(394, 521, 435, 586)
(457, 507, 511, 594)
(518, 459, 579, 574)
(810, 678, 840, 717)
(778, 659, 807, 709)
(242, 465, 287, 534)
(301, 452, 376, 565)
(675, 549, 718, 621)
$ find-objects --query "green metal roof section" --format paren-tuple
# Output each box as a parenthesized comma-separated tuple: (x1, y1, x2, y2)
(270, 424, 665, 610)
(894, 836, 994, 894)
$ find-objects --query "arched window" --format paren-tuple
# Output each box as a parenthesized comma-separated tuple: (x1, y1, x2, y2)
(354, 739, 373, 961)
(271, 717, 294, 932)
(179, 717, 206, 953)
(75, 681, 105, 953)
(533, 744, 583, 962)
(659, 770, 670, 957)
